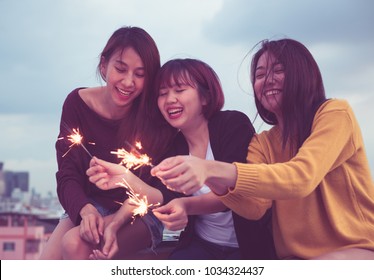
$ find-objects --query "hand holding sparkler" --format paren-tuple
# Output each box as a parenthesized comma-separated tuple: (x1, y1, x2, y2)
(115, 179, 160, 221)
(153, 198, 189, 231)
(87, 157, 128, 191)
(89, 198, 148, 260)
(151, 155, 207, 195)
(87, 157, 162, 221)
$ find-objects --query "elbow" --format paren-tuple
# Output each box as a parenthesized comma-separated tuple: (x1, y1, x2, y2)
(232, 206, 267, 220)
(287, 164, 319, 199)
(251, 207, 268, 220)
(225, 198, 271, 220)
(245, 203, 270, 220)
(288, 178, 317, 199)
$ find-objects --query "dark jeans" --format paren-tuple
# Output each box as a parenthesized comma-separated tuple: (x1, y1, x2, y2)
(169, 233, 241, 260)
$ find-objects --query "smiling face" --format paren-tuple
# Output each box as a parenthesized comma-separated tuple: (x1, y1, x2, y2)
(100, 47, 145, 110)
(157, 76, 207, 132)
(254, 51, 285, 121)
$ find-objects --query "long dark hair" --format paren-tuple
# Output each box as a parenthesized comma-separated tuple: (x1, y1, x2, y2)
(98, 26, 175, 161)
(251, 39, 327, 154)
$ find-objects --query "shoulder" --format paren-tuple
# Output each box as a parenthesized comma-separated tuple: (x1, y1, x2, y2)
(63, 87, 86, 106)
(209, 111, 255, 161)
(313, 98, 359, 132)
(61, 87, 95, 121)
(314, 99, 357, 125)
(255, 125, 280, 142)
(209, 110, 251, 128)
(212, 110, 250, 121)
(78, 87, 102, 104)
(317, 98, 351, 114)
(209, 110, 254, 137)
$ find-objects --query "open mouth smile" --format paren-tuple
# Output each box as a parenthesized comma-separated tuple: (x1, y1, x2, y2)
(167, 107, 183, 118)
(117, 87, 132, 96)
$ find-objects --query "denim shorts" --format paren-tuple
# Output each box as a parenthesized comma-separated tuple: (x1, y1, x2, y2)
(139, 211, 164, 251)
(60, 200, 163, 251)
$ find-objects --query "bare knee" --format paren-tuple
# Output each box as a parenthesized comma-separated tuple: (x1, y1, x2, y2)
(39, 218, 74, 260)
(62, 227, 91, 259)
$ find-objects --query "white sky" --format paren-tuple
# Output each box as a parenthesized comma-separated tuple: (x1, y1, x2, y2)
(1, 0, 373, 195)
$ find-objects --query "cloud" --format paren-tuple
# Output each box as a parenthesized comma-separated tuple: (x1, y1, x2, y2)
(0, 113, 59, 159)
(1, 0, 373, 197)
(203, 0, 374, 46)
(0, 113, 59, 195)
(0, 0, 226, 114)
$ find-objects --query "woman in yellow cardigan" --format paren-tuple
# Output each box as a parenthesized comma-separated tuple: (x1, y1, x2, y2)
(151, 38, 374, 259)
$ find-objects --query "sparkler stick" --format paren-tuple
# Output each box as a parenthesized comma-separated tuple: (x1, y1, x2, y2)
(115, 178, 160, 222)
(111, 141, 153, 170)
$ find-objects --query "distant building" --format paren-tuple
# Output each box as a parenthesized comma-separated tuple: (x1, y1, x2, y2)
(3, 171, 29, 197)
(0, 211, 45, 260)
(0, 162, 5, 197)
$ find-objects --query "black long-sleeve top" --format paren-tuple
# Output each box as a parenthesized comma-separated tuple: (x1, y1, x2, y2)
(167, 110, 276, 259)
(55, 88, 177, 225)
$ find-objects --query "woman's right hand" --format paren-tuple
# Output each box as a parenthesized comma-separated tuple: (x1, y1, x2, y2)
(153, 198, 188, 231)
(86, 157, 127, 190)
(151, 155, 208, 195)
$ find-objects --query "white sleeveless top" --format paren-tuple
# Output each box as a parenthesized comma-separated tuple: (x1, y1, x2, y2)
(192, 142, 238, 247)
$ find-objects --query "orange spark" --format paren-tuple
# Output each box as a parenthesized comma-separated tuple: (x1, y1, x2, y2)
(61, 128, 93, 158)
(111, 142, 152, 170)
(116, 179, 160, 222)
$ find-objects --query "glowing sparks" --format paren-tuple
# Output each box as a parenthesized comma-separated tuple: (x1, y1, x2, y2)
(60, 127, 93, 158)
(111, 142, 152, 170)
(135, 141, 142, 150)
(116, 179, 160, 221)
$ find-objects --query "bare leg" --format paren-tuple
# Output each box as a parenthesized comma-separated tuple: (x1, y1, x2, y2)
(61, 225, 95, 259)
(61, 214, 152, 259)
(61, 215, 116, 260)
(39, 218, 74, 259)
(114, 218, 152, 259)
(313, 248, 374, 260)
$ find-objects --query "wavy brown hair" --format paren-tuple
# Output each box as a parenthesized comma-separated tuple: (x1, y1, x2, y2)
(251, 39, 327, 155)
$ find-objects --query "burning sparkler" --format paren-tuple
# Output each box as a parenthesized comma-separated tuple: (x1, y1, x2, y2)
(116, 178, 160, 222)
(111, 141, 152, 170)
(60, 127, 93, 158)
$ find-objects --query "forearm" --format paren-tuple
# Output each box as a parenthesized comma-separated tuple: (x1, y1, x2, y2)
(123, 172, 164, 205)
(205, 160, 238, 195)
(108, 200, 136, 230)
(182, 192, 227, 215)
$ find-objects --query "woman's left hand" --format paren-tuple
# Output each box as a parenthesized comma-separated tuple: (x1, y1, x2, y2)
(89, 221, 120, 260)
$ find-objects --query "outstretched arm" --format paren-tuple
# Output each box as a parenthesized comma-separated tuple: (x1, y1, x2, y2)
(151, 156, 271, 220)
(87, 157, 164, 205)
(151, 155, 237, 196)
